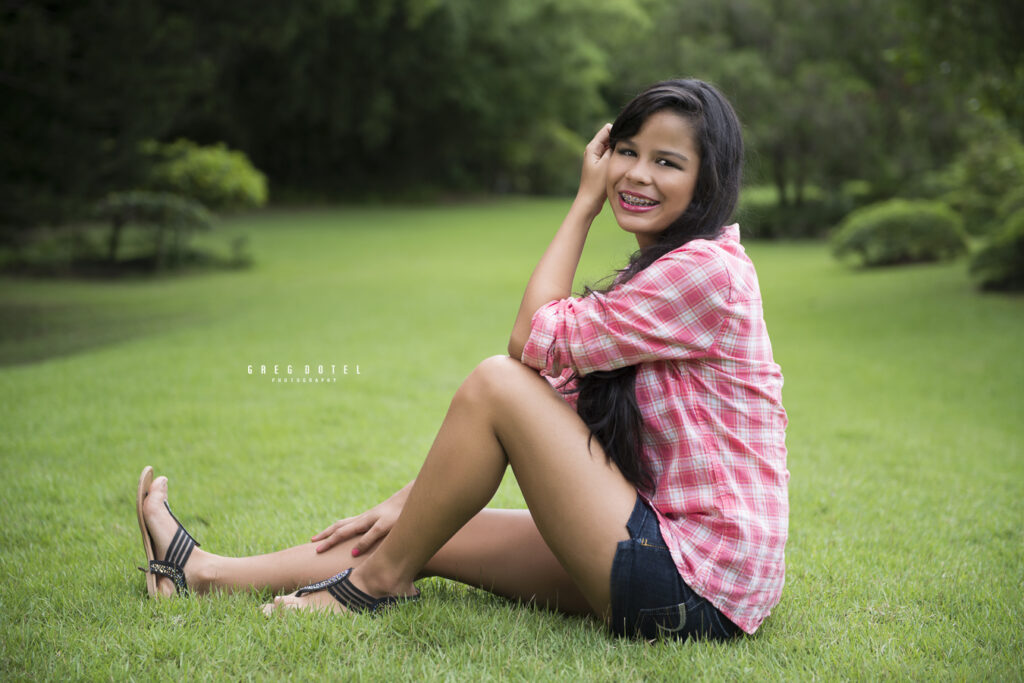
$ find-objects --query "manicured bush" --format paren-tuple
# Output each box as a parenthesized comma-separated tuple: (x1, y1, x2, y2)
(831, 199, 967, 267)
(969, 209, 1024, 291)
(142, 139, 268, 212)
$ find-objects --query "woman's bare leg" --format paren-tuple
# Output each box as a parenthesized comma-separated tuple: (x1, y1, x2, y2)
(269, 355, 637, 619)
(142, 477, 592, 613)
(426, 508, 591, 614)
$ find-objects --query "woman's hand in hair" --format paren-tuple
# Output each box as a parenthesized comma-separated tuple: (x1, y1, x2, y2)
(576, 123, 613, 218)
(311, 480, 413, 555)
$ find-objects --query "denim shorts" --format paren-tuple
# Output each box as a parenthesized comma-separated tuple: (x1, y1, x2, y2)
(609, 495, 741, 641)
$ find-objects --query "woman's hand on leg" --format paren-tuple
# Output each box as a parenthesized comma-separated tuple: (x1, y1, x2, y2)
(312, 481, 414, 555)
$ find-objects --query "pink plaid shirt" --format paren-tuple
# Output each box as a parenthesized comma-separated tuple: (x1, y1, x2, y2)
(521, 224, 788, 634)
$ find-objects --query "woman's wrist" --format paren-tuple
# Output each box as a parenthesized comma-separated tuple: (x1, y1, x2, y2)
(570, 192, 606, 225)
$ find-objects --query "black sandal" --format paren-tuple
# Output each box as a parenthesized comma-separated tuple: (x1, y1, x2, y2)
(294, 567, 419, 613)
(136, 466, 200, 596)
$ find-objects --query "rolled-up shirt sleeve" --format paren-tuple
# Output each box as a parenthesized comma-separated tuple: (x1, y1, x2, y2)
(521, 243, 730, 377)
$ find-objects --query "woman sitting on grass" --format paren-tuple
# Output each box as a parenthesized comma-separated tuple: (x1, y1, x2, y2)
(136, 78, 789, 641)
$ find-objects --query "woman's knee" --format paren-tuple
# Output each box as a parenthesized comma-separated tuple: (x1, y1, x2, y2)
(456, 355, 533, 407)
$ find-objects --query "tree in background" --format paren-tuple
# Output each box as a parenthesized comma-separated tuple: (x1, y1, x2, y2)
(141, 140, 268, 213)
(2, 0, 1021, 244)
(94, 191, 212, 269)
(903, 0, 1023, 136)
(1, 0, 647, 231)
(606, 0, 962, 203)
(0, 1, 215, 234)
(171, 0, 646, 197)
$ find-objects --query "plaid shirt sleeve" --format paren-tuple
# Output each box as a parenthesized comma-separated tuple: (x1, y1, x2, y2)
(521, 243, 731, 376)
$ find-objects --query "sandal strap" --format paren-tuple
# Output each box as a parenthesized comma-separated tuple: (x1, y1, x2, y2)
(138, 501, 199, 595)
(165, 522, 198, 570)
(295, 568, 418, 613)
(140, 561, 189, 594)
(163, 502, 199, 546)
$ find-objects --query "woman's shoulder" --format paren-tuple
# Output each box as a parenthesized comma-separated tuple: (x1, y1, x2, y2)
(652, 225, 759, 300)
(663, 224, 742, 259)
(653, 225, 741, 275)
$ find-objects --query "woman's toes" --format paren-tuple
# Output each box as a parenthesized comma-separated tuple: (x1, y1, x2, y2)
(260, 591, 342, 615)
(262, 599, 279, 616)
(262, 594, 294, 615)
(261, 596, 282, 615)
(157, 578, 175, 597)
(150, 476, 168, 499)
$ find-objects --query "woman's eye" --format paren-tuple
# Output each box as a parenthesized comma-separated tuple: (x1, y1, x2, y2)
(657, 158, 680, 169)
(617, 148, 636, 157)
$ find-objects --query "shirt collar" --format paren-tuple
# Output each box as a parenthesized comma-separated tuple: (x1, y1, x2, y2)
(720, 223, 741, 242)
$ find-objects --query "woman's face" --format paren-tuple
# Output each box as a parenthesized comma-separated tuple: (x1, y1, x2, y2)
(605, 110, 700, 248)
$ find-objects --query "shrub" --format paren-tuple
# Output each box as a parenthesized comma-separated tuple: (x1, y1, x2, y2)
(739, 197, 847, 239)
(969, 209, 1024, 291)
(0, 225, 104, 275)
(737, 182, 871, 239)
(94, 191, 212, 268)
(142, 139, 268, 212)
(831, 199, 967, 266)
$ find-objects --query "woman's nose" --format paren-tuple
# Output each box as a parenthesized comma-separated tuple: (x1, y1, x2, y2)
(624, 160, 651, 184)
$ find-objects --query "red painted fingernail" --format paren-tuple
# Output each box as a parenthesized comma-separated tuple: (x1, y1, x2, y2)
(351, 548, 361, 557)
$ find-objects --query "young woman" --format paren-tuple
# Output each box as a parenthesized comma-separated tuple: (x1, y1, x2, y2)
(136, 78, 789, 641)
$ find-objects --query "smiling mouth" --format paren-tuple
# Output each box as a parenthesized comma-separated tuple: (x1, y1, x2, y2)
(619, 191, 659, 211)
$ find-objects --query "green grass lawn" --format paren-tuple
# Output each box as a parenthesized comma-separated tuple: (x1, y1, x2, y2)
(1, 198, 1021, 680)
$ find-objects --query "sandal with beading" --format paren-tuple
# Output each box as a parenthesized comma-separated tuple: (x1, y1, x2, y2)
(136, 466, 200, 596)
(294, 567, 420, 613)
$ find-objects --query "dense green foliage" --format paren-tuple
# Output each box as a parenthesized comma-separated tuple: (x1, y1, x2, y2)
(925, 116, 1024, 235)
(904, 0, 1023, 135)
(832, 199, 966, 267)
(142, 140, 268, 212)
(738, 184, 870, 239)
(0, 1, 215, 232)
(1, 203, 1021, 678)
(2, 0, 1021, 233)
(969, 210, 1024, 291)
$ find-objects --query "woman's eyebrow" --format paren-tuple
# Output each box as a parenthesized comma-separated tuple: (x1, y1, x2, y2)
(616, 140, 690, 163)
(656, 149, 690, 162)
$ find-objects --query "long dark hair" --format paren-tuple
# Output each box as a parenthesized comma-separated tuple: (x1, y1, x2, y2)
(574, 78, 744, 492)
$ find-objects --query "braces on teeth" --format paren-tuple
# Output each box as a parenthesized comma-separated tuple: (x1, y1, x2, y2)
(622, 193, 657, 206)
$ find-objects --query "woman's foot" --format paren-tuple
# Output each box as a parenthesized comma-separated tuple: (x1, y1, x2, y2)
(142, 475, 210, 596)
(262, 589, 343, 615)
(261, 568, 417, 615)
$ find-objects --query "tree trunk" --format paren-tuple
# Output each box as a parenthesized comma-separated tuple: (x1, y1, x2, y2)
(772, 148, 789, 208)
(795, 151, 807, 208)
(108, 217, 124, 263)
(170, 226, 181, 266)
(154, 224, 166, 270)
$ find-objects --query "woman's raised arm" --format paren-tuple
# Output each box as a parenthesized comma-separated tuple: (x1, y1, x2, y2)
(508, 124, 612, 360)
